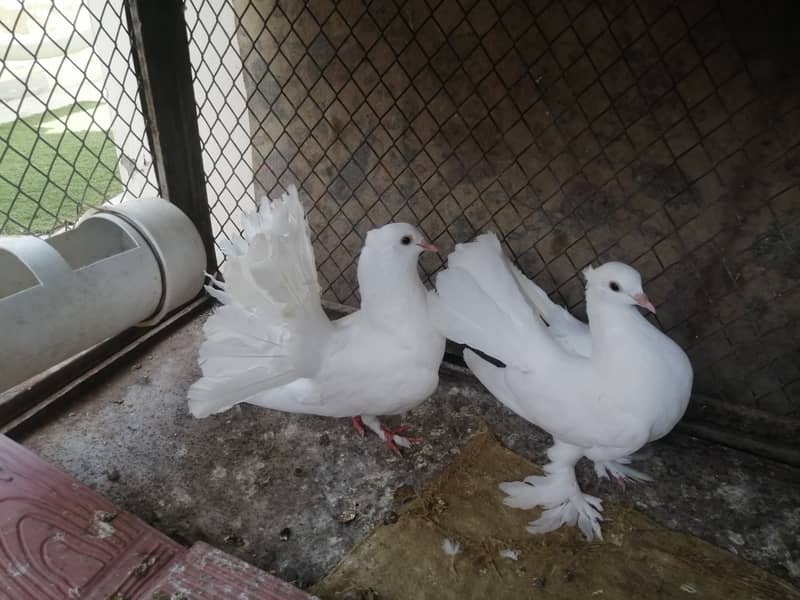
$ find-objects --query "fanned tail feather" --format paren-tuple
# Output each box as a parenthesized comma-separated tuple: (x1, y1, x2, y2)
(508, 261, 591, 357)
(446, 234, 539, 330)
(507, 262, 555, 323)
(428, 233, 553, 370)
(188, 185, 331, 418)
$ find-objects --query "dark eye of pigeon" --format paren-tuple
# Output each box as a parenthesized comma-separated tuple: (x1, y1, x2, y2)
(401, 235, 412, 245)
(609, 281, 620, 292)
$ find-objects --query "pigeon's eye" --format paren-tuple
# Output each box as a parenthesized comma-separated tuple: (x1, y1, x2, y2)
(401, 235, 412, 245)
(609, 281, 620, 292)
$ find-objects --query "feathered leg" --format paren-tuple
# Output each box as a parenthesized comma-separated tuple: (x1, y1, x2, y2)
(499, 440, 604, 540)
(593, 457, 652, 489)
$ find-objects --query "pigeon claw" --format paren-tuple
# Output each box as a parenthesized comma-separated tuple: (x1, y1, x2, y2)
(379, 424, 417, 456)
(351, 416, 366, 437)
(389, 425, 419, 442)
(384, 436, 403, 457)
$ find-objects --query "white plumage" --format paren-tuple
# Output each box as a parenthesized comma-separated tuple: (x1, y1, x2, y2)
(429, 233, 692, 540)
(189, 185, 445, 454)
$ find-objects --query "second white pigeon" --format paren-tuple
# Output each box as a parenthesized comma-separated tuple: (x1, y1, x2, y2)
(188, 185, 446, 454)
(428, 233, 692, 539)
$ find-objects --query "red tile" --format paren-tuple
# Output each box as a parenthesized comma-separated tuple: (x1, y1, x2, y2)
(140, 542, 312, 600)
(0, 435, 182, 599)
(0, 436, 312, 600)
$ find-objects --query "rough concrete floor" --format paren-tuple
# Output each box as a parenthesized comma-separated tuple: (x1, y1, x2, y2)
(17, 310, 800, 590)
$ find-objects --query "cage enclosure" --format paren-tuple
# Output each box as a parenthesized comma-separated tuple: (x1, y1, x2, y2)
(0, 0, 798, 598)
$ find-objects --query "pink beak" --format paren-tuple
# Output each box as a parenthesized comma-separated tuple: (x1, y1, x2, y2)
(632, 292, 656, 314)
(417, 240, 439, 252)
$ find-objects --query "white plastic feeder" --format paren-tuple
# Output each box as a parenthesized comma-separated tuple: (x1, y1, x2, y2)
(0, 197, 206, 393)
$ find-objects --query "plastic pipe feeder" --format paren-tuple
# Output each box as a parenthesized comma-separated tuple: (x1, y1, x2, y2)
(0, 197, 206, 393)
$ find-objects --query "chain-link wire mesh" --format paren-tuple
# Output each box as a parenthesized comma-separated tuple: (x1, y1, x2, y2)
(184, 0, 254, 266)
(183, 0, 800, 421)
(0, 0, 157, 236)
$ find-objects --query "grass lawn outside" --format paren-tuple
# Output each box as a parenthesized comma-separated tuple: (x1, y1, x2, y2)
(0, 101, 123, 235)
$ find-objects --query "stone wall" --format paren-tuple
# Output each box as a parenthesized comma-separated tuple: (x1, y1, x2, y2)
(232, 0, 800, 426)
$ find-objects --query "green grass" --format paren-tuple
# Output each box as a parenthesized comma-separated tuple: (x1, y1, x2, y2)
(0, 101, 123, 235)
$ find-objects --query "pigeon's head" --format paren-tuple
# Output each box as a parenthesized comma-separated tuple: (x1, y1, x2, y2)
(358, 223, 438, 303)
(364, 222, 438, 258)
(583, 262, 656, 314)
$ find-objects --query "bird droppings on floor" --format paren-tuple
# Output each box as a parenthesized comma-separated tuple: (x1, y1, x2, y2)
(16, 310, 800, 591)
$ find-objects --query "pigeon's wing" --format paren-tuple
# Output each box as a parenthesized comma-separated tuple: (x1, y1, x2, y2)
(463, 349, 527, 416)
(188, 186, 333, 418)
(465, 339, 646, 449)
(508, 262, 591, 358)
(429, 233, 566, 371)
(502, 365, 652, 451)
(309, 312, 440, 416)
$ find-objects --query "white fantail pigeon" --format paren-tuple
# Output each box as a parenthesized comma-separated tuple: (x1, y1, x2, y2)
(428, 233, 692, 539)
(188, 185, 446, 455)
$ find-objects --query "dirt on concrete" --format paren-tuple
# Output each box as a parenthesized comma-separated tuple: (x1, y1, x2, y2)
(312, 428, 800, 600)
(16, 310, 800, 590)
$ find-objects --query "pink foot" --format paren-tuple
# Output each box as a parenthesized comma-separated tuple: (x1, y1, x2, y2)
(351, 416, 366, 436)
(379, 424, 419, 456)
(352, 416, 420, 456)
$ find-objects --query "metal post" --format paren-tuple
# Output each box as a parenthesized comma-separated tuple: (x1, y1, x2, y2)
(125, 0, 217, 275)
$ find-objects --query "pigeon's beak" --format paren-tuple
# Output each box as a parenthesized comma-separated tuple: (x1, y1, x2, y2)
(417, 240, 439, 253)
(632, 292, 656, 314)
